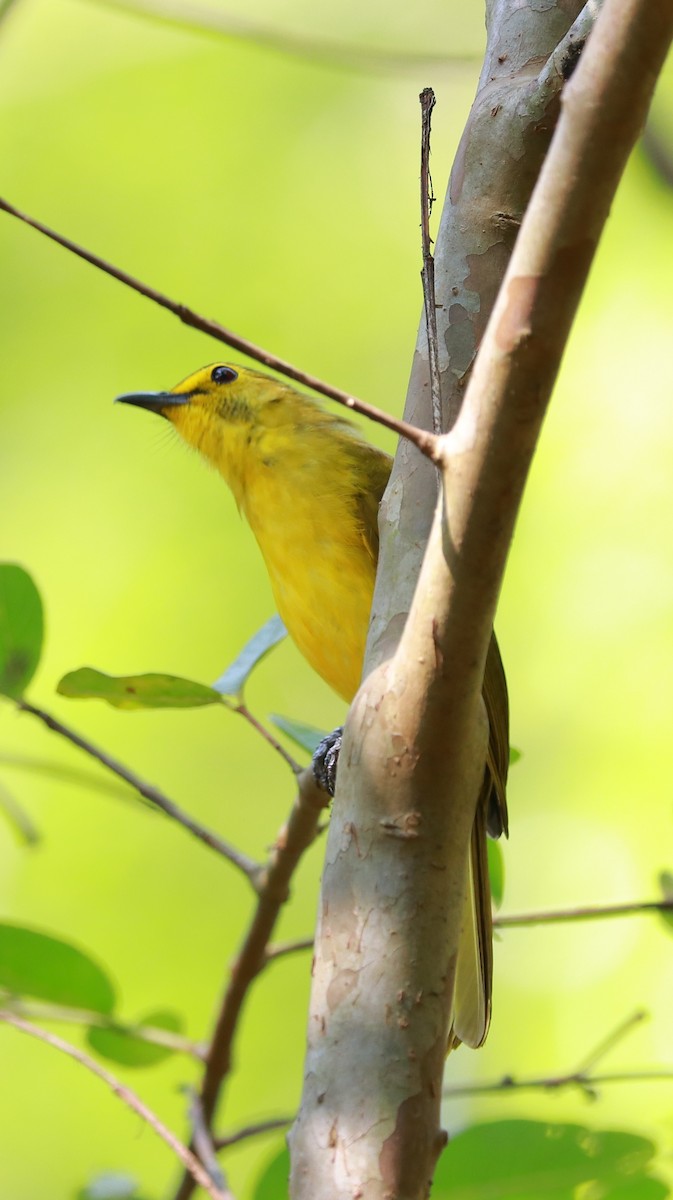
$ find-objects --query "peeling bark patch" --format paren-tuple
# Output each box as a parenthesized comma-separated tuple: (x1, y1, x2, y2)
(326, 968, 359, 1010)
(379, 1092, 433, 1197)
(378, 1029, 447, 1195)
(380, 811, 422, 839)
(464, 240, 512, 347)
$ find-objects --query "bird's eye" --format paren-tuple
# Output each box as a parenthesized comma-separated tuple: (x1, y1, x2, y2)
(211, 365, 238, 385)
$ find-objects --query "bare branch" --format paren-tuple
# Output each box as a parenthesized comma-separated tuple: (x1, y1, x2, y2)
(264, 936, 315, 964)
(575, 1010, 646, 1073)
(445, 1067, 673, 1100)
(16, 699, 261, 884)
(0, 1012, 233, 1200)
(0, 195, 437, 458)
(446, 1011, 665, 1102)
(234, 703, 302, 775)
(292, 0, 673, 1194)
(186, 1090, 231, 1195)
(419, 87, 442, 436)
(495, 898, 673, 928)
(0, 993, 206, 1059)
(214, 1116, 293, 1152)
(264, 894, 673, 963)
(171, 768, 328, 1200)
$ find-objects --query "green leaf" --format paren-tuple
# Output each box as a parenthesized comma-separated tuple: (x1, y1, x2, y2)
(213, 615, 287, 696)
(57, 668, 223, 710)
(508, 746, 522, 766)
(269, 714, 328, 755)
(487, 838, 505, 909)
(433, 1120, 661, 1199)
(86, 1009, 183, 1068)
(0, 563, 44, 698)
(0, 922, 116, 1013)
(76, 1172, 141, 1200)
(657, 870, 673, 932)
(252, 1145, 290, 1200)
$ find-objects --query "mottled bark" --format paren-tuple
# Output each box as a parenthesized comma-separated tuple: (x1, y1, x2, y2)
(290, 1, 672, 1197)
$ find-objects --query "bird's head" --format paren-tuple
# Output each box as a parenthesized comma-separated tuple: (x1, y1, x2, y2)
(115, 362, 342, 501)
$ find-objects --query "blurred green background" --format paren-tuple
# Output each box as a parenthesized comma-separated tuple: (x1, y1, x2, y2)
(1, 1, 672, 1197)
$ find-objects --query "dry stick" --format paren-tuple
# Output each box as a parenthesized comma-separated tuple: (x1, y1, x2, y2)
(445, 1010, 663, 1101)
(88, 0, 480, 74)
(0, 196, 436, 459)
(214, 1116, 294, 1152)
(445, 1067, 673, 1100)
(0, 993, 206, 1059)
(187, 1090, 230, 1195)
(171, 768, 328, 1200)
(265, 896, 673, 961)
(574, 1010, 646, 1074)
(495, 898, 673, 928)
(291, 2, 673, 1194)
(264, 935, 315, 963)
(0, 1012, 233, 1200)
(16, 699, 260, 884)
(419, 87, 442, 437)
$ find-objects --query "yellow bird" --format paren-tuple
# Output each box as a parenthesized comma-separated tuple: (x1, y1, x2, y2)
(116, 362, 509, 1048)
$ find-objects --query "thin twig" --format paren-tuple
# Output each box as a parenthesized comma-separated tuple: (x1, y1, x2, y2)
(214, 1116, 293, 1152)
(186, 1090, 230, 1194)
(87, 0, 480, 75)
(0, 993, 206, 1059)
(495, 898, 673, 928)
(265, 895, 673, 961)
(0, 1012, 233, 1200)
(264, 936, 315, 963)
(171, 768, 328, 1200)
(419, 87, 442, 437)
(444, 1067, 673, 1100)
(575, 1010, 646, 1073)
(445, 1010, 661, 1101)
(0, 195, 437, 459)
(16, 699, 261, 884)
(234, 704, 302, 774)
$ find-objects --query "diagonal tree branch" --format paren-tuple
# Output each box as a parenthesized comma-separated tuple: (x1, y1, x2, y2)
(15, 699, 261, 882)
(290, 1, 673, 1196)
(170, 767, 328, 1200)
(0, 195, 435, 457)
(496, 898, 673, 927)
(0, 1011, 233, 1200)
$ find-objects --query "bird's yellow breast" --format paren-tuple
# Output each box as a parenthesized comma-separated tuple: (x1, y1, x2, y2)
(238, 435, 380, 702)
(155, 364, 391, 701)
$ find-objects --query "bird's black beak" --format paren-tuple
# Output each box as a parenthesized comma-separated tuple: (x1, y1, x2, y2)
(114, 390, 191, 417)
